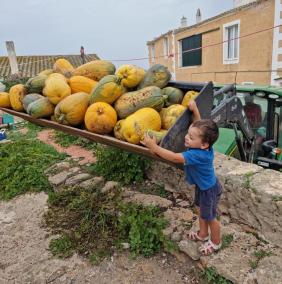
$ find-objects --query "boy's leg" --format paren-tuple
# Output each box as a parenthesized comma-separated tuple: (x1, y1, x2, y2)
(208, 218, 221, 245)
(199, 214, 209, 238)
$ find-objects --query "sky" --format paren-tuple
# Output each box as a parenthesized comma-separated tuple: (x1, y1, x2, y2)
(0, 0, 234, 68)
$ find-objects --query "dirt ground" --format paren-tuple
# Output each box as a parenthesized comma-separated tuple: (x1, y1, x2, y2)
(0, 192, 199, 284)
(0, 128, 200, 284)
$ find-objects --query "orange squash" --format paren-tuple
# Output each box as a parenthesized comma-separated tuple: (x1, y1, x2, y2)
(85, 102, 117, 134)
(73, 60, 116, 81)
(53, 58, 74, 78)
(0, 92, 11, 108)
(9, 84, 26, 111)
(54, 92, 90, 126)
(68, 76, 98, 94)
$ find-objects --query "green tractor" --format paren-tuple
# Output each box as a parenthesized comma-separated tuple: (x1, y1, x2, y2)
(213, 84, 282, 171)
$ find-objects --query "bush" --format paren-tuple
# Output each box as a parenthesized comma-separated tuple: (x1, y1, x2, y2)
(89, 145, 151, 185)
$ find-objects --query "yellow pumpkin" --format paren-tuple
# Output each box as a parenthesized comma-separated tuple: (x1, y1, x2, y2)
(73, 60, 116, 81)
(43, 73, 71, 105)
(122, 108, 161, 144)
(85, 102, 117, 134)
(114, 119, 126, 140)
(116, 64, 145, 88)
(54, 92, 90, 126)
(53, 58, 74, 78)
(181, 90, 199, 107)
(9, 84, 26, 111)
(0, 92, 11, 108)
(68, 76, 98, 94)
(160, 104, 186, 130)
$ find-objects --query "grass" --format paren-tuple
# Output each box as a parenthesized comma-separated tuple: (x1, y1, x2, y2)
(137, 183, 170, 199)
(249, 249, 272, 269)
(88, 144, 151, 185)
(44, 185, 175, 262)
(53, 130, 97, 150)
(0, 123, 65, 200)
(221, 234, 234, 249)
(201, 267, 233, 284)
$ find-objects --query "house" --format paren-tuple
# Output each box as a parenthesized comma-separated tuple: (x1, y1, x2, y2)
(0, 54, 99, 79)
(147, 0, 282, 86)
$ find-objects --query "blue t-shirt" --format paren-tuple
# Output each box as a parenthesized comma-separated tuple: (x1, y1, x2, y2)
(182, 148, 216, 190)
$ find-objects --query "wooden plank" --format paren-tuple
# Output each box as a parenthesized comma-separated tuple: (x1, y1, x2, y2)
(0, 107, 178, 167)
(6, 41, 19, 76)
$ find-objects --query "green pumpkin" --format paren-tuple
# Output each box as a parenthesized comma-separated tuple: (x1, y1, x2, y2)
(89, 75, 126, 105)
(22, 93, 44, 111)
(114, 86, 166, 119)
(27, 97, 54, 118)
(138, 64, 171, 89)
(162, 87, 184, 107)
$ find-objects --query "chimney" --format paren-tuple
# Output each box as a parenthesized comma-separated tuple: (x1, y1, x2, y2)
(233, 0, 256, 8)
(180, 16, 187, 28)
(196, 9, 201, 24)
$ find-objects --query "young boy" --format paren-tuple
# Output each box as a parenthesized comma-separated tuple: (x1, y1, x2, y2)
(141, 101, 222, 255)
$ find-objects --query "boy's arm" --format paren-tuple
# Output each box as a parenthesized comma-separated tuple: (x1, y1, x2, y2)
(141, 136, 184, 164)
(188, 100, 201, 122)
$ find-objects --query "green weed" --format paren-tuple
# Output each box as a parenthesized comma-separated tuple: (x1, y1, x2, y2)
(88, 145, 151, 185)
(49, 235, 74, 258)
(249, 249, 272, 269)
(45, 185, 175, 262)
(53, 130, 97, 150)
(202, 267, 233, 284)
(221, 234, 234, 249)
(0, 137, 65, 200)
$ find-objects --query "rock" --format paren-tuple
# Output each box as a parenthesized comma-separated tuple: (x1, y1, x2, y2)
(171, 232, 182, 242)
(123, 193, 172, 209)
(178, 240, 200, 260)
(101, 181, 119, 194)
(177, 200, 190, 208)
(202, 228, 259, 284)
(0, 211, 15, 225)
(65, 173, 92, 186)
(80, 176, 105, 190)
(48, 171, 73, 187)
(164, 208, 194, 224)
(162, 226, 174, 237)
(121, 243, 130, 249)
(275, 200, 282, 215)
(256, 256, 282, 284)
(44, 161, 71, 175)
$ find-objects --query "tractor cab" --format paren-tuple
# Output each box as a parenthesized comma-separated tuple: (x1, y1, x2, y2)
(213, 84, 282, 171)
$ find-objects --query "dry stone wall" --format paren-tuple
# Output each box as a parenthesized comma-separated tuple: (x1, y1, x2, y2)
(146, 152, 282, 248)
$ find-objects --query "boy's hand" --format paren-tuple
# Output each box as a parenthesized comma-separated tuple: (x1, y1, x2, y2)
(188, 100, 198, 112)
(140, 133, 157, 153)
(188, 100, 201, 121)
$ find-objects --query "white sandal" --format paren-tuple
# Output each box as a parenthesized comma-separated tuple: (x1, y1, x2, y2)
(187, 231, 209, 242)
(199, 239, 222, 255)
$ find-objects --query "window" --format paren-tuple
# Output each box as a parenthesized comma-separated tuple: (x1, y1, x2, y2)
(163, 37, 169, 58)
(223, 20, 240, 64)
(151, 44, 155, 63)
(179, 34, 202, 67)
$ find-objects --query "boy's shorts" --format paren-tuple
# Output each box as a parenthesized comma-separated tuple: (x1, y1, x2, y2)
(194, 179, 222, 221)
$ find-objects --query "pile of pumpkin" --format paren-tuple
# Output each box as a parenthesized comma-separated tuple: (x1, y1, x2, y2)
(0, 59, 198, 145)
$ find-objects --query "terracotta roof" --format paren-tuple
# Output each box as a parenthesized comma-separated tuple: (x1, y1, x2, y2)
(0, 54, 100, 78)
(147, 0, 263, 44)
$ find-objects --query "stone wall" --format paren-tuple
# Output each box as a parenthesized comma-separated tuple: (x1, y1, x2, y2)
(146, 152, 282, 248)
